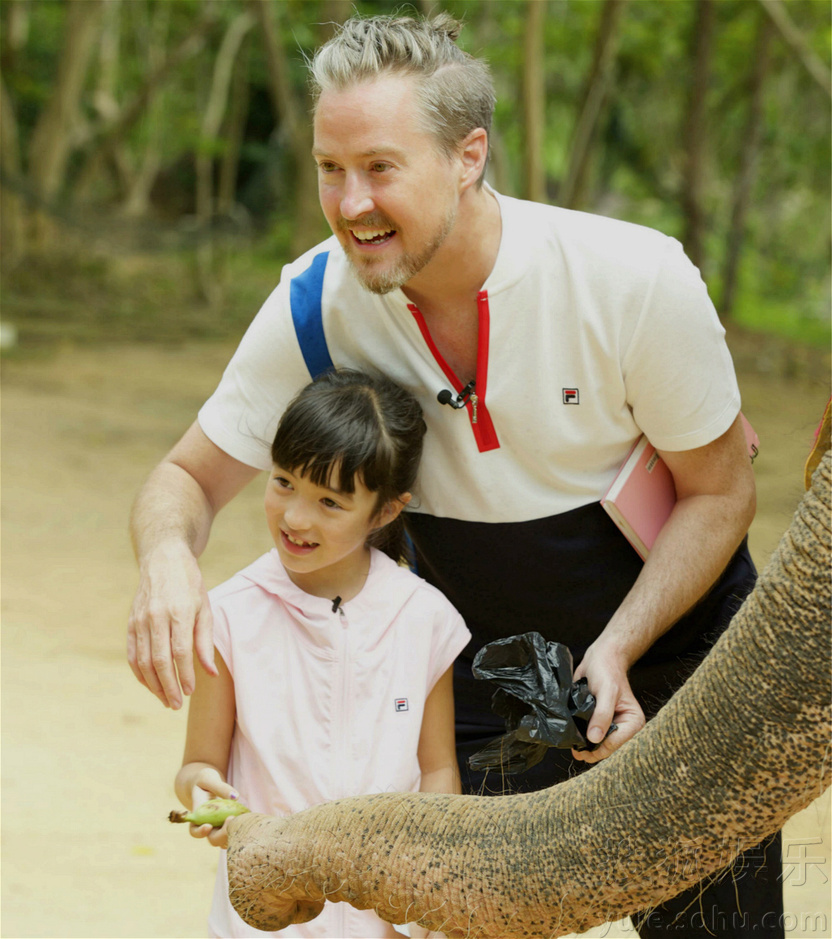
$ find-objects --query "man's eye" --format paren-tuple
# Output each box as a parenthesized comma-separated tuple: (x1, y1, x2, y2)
(371, 162, 390, 173)
(317, 161, 338, 173)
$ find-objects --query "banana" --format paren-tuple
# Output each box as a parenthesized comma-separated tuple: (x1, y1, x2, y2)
(169, 797, 251, 827)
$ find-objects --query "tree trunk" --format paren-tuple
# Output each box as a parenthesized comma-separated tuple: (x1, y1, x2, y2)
(121, 1, 172, 217)
(0, 73, 25, 269)
(217, 43, 251, 218)
(720, 11, 774, 319)
(521, 0, 546, 204)
(251, 0, 347, 257)
(681, 0, 715, 274)
(560, 0, 629, 209)
(93, 0, 121, 124)
(758, 0, 831, 99)
(226, 451, 832, 937)
(27, 0, 104, 243)
(1, 0, 31, 77)
(88, 0, 134, 202)
(196, 9, 257, 306)
(75, 11, 218, 198)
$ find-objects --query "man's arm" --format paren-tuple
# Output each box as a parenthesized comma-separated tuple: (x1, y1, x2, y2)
(573, 412, 756, 762)
(128, 421, 260, 709)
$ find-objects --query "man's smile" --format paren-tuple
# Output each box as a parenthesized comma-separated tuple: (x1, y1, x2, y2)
(351, 228, 396, 245)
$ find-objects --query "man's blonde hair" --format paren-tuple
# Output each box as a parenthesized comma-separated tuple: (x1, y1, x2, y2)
(310, 13, 496, 184)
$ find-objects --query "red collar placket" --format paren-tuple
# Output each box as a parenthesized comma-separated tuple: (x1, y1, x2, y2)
(408, 291, 500, 453)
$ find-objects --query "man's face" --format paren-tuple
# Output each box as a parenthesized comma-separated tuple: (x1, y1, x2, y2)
(313, 74, 461, 295)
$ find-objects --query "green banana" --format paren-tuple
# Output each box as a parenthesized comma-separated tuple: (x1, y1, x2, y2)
(169, 797, 250, 827)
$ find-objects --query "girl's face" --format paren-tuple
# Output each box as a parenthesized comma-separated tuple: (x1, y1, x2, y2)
(264, 464, 402, 596)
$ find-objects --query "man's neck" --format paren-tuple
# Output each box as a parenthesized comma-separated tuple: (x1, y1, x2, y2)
(402, 185, 502, 314)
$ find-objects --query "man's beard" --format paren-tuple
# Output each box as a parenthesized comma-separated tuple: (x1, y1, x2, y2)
(340, 207, 457, 295)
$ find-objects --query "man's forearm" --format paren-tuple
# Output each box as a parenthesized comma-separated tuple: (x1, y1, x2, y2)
(130, 460, 216, 565)
(128, 421, 260, 706)
(575, 441, 755, 758)
(600, 486, 755, 665)
(127, 458, 221, 707)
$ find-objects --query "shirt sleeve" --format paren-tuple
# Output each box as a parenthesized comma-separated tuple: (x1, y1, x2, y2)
(209, 598, 234, 677)
(621, 237, 741, 451)
(425, 594, 471, 692)
(197, 277, 318, 471)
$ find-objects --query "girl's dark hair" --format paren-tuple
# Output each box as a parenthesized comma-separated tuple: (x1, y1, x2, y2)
(271, 369, 427, 563)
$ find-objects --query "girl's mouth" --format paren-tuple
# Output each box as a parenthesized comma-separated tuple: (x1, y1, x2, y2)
(281, 530, 319, 555)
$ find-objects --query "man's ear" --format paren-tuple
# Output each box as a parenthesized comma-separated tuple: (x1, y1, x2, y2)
(458, 128, 488, 191)
(375, 492, 412, 528)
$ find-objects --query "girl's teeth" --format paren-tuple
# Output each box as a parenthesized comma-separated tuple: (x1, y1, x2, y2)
(286, 533, 313, 547)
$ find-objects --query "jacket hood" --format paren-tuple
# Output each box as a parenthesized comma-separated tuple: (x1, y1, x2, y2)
(235, 547, 423, 649)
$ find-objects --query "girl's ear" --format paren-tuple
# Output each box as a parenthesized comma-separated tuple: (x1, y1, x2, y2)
(375, 492, 412, 529)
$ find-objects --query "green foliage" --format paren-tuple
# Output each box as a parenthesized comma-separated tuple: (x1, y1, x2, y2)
(1, 0, 829, 349)
(1, 245, 283, 348)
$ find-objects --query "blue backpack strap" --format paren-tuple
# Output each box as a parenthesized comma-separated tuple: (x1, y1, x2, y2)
(289, 251, 333, 379)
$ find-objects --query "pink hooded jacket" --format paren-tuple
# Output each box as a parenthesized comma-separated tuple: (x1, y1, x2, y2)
(207, 547, 470, 938)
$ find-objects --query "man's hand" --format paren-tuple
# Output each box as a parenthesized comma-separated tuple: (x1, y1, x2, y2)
(128, 421, 261, 708)
(127, 540, 217, 709)
(571, 641, 645, 763)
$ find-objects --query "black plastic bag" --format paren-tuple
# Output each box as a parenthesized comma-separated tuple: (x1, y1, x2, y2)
(467, 631, 612, 774)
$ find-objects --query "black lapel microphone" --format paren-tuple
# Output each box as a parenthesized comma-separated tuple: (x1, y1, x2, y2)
(437, 379, 476, 410)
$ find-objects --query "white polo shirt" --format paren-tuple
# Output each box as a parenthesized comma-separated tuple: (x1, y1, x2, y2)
(199, 190, 739, 524)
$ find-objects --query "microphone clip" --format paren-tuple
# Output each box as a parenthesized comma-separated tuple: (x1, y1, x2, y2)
(437, 380, 476, 410)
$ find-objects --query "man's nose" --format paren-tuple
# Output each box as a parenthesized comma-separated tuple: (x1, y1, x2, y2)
(340, 172, 374, 220)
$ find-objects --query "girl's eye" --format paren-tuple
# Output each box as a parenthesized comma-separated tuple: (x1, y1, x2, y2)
(321, 498, 341, 509)
(273, 476, 292, 490)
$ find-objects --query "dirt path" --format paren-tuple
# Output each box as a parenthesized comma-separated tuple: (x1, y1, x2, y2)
(1, 340, 829, 938)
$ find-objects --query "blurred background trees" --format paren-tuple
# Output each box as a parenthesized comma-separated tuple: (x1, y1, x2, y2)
(1, 0, 829, 348)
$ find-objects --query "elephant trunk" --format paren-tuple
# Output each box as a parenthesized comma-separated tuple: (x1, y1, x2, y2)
(227, 453, 831, 938)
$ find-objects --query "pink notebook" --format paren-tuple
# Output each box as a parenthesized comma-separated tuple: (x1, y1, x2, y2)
(601, 414, 760, 560)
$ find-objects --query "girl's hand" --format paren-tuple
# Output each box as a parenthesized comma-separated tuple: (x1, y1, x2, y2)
(189, 768, 241, 848)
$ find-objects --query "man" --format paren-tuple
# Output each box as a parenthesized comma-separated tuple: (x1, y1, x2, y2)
(130, 14, 775, 937)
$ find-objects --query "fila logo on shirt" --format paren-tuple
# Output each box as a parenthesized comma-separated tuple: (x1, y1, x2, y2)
(394, 698, 409, 712)
(562, 388, 580, 405)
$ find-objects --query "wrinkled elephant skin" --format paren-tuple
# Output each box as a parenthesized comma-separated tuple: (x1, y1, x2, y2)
(226, 452, 831, 938)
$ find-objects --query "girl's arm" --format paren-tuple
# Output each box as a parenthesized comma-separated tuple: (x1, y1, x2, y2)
(413, 667, 460, 938)
(174, 649, 238, 847)
(417, 667, 461, 795)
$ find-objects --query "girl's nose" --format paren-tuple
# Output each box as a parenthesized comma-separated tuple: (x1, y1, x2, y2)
(283, 498, 311, 531)
(340, 172, 374, 220)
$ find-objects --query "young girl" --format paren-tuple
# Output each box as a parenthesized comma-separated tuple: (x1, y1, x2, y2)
(174, 369, 470, 939)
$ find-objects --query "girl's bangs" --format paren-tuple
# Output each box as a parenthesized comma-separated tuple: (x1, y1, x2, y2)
(272, 408, 387, 495)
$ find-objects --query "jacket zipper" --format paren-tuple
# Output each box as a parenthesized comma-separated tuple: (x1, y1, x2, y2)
(408, 291, 500, 453)
(337, 607, 350, 799)
(326, 606, 349, 937)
